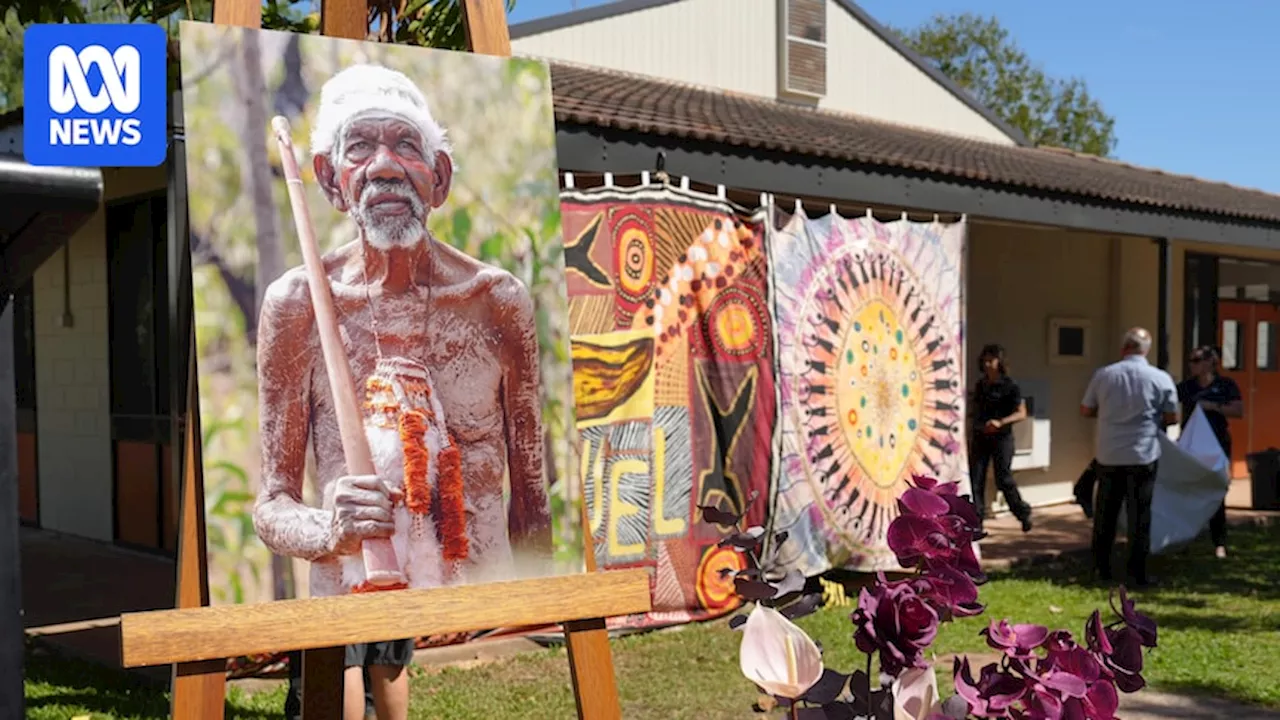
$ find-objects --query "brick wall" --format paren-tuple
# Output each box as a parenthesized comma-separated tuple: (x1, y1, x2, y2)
(32, 209, 114, 541)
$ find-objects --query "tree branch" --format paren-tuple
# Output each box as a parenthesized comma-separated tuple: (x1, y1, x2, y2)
(190, 228, 259, 344)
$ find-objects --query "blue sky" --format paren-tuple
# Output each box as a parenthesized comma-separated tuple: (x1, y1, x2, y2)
(510, 0, 1280, 194)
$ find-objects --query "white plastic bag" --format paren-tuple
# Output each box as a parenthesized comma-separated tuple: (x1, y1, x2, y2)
(1177, 405, 1231, 479)
(1117, 405, 1231, 554)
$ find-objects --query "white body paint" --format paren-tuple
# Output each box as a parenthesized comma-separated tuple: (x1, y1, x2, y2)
(338, 356, 464, 591)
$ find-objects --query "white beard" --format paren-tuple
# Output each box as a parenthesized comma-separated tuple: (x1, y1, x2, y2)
(351, 181, 428, 250)
(361, 217, 426, 250)
(339, 358, 467, 591)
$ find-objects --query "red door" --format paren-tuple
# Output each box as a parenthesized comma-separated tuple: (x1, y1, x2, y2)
(1217, 301, 1280, 479)
(1217, 302, 1251, 478)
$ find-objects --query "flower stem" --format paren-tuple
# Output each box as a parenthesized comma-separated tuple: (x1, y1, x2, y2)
(865, 653, 873, 717)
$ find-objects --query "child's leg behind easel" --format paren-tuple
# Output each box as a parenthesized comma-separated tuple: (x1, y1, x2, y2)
(351, 640, 411, 720)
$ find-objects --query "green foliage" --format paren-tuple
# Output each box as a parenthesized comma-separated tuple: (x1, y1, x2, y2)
(387, 0, 516, 50)
(0, 0, 518, 114)
(262, 0, 317, 34)
(895, 13, 1118, 157)
(0, 0, 93, 25)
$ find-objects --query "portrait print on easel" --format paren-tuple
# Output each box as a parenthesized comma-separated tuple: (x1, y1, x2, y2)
(178, 20, 583, 605)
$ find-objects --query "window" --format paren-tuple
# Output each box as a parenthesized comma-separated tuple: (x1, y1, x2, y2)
(1222, 320, 1242, 370)
(106, 192, 172, 551)
(780, 0, 827, 98)
(106, 194, 171, 439)
(1259, 321, 1277, 371)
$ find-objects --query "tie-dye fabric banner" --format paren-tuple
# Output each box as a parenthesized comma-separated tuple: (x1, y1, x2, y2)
(768, 210, 970, 577)
(560, 185, 775, 630)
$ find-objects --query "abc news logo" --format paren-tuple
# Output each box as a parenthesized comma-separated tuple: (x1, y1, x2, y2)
(23, 23, 166, 168)
(47, 44, 144, 147)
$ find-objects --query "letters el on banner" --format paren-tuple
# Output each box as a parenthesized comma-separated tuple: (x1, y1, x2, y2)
(560, 185, 775, 632)
(178, 22, 584, 611)
(23, 23, 168, 167)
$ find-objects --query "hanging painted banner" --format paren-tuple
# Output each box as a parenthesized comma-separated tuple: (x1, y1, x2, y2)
(769, 210, 969, 576)
(560, 184, 775, 630)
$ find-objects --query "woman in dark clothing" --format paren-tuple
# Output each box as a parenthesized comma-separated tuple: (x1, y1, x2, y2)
(968, 344, 1033, 532)
(1177, 346, 1243, 559)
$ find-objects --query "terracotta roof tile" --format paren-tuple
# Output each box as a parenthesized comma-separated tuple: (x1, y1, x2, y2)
(548, 62, 1280, 224)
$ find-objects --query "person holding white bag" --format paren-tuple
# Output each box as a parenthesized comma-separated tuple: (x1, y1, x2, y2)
(1177, 346, 1243, 559)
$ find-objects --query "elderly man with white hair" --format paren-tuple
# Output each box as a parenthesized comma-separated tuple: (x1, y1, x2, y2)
(254, 64, 553, 720)
(1080, 327, 1178, 588)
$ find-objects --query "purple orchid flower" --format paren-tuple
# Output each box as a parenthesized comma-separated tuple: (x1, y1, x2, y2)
(910, 475, 958, 495)
(913, 560, 984, 618)
(953, 657, 1027, 717)
(1084, 610, 1112, 657)
(984, 619, 1050, 660)
(1102, 626, 1147, 693)
(851, 575, 939, 677)
(941, 493, 984, 535)
(1041, 645, 1103, 687)
(1022, 683, 1066, 720)
(898, 487, 952, 518)
(1112, 587, 1158, 648)
(886, 514, 958, 569)
(1082, 676, 1120, 718)
(1042, 630, 1077, 656)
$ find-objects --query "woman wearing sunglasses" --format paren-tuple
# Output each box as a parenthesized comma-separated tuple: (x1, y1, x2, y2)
(1177, 346, 1243, 558)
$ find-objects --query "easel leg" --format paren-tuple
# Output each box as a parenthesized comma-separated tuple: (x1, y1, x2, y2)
(170, 3, 261, 718)
(565, 618, 622, 720)
(170, 391, 226, 719)
(302, 647, 345, 720)
(172, 660, 226, 718)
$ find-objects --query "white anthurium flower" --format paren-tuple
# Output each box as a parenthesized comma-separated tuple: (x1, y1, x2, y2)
(892, 664, 947, 720)
(739, 603, 824, 700)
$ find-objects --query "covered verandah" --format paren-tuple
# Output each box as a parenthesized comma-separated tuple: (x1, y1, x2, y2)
(547, 60, 1280, 509)
(13, 61, 1280, 681)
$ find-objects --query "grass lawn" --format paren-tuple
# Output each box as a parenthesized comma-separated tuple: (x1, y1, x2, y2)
(25, 520, 1280, 719)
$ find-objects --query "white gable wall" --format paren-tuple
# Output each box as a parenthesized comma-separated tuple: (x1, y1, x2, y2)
(512, 0, 1016, 145)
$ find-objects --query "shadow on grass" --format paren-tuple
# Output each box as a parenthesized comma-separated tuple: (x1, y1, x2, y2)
(1143, 677, 1280, 715)
(24, 640, 281, 720)
(986, 520, 1280, 600)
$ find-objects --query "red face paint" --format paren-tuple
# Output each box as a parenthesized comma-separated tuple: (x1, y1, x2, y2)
(337, 117, 438, 211)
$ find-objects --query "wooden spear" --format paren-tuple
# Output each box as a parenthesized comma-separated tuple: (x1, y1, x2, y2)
(270, 115, 404, 588)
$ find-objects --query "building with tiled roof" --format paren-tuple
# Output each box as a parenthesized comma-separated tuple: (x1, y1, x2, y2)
(3, 0, 1276, 568)
(514, 0, 1280, 507)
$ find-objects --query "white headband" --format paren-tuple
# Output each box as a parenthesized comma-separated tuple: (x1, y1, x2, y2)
(309, 63, 451, 162)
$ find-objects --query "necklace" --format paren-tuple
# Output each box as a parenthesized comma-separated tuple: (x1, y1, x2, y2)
(360, 231, 435, 361)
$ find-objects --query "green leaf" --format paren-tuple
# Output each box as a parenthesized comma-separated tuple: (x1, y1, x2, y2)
(208, 459, 249, 485)
(451, 207, 472, 246)
(479, 232, 506, 260)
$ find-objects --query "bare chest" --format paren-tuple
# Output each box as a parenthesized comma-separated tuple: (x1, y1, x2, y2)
(311, 293, 507, 440)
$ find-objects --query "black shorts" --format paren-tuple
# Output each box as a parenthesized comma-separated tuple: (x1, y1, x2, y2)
(343, 638, 416, 668)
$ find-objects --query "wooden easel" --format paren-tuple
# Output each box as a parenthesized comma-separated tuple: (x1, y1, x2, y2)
(127, 2, 651, 718)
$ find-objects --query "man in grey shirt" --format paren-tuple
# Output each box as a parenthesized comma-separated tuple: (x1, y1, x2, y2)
(1080, 327, 1178, 587)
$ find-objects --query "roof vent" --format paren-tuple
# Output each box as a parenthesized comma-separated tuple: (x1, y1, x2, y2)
(779, 0, 827, 99)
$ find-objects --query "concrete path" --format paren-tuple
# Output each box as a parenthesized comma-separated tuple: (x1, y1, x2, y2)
(978, 477, 1278, 570)
(1119, 690, 1280, 719)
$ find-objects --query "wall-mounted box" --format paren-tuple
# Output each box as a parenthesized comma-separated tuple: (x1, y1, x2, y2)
(1048, 317, 1091, 365)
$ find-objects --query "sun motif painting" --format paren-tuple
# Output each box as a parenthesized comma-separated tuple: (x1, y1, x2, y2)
(770, 211, 969, 575)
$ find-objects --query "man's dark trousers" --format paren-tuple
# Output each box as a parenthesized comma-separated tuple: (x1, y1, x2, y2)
(1091, 461, 1158, 583)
